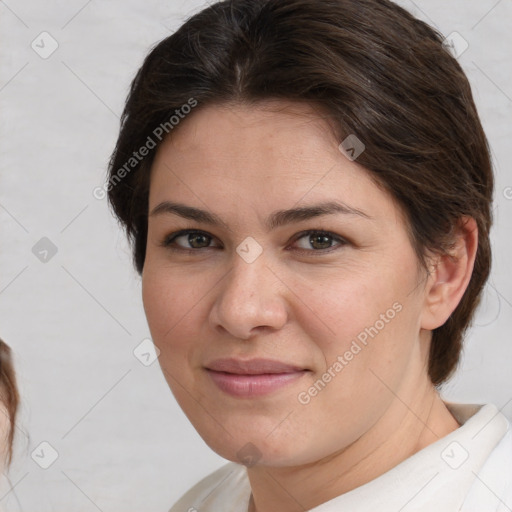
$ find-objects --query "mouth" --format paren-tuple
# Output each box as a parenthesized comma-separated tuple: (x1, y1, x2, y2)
(204, 358, 310, 398)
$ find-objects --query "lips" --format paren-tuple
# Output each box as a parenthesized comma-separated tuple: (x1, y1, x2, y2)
(204, 358, 309, 398)
(205, 357, 306, 375)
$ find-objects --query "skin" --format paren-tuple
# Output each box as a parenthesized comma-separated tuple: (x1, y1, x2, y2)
(142, 100, 478, 512)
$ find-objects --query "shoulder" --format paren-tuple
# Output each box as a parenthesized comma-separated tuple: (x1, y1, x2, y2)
(462, 413, 512, 510)
(169, 461, 250, 512)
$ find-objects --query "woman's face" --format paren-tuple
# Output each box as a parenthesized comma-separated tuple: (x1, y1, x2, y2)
(142, 100, 432, 467)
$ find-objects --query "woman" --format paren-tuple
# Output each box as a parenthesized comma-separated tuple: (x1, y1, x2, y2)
(107, 0, 511, 510)
(0, 338, 19, 473)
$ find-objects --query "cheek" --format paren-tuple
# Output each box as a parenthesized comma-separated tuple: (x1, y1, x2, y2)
(141, 271, 171, 343)
(141, 267, 209, 415)
(301, 256, 422, 395)
(294, 259, 416, 356)
(141, 267, 204, 361)
(285, 273, 421, 461)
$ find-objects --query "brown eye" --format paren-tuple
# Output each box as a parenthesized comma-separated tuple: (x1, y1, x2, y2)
(291, 230, 347, 253)
(161, 230, 220, 252)
(181, 232, 211, 249)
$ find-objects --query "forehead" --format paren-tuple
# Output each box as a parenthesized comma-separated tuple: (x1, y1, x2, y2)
(152, 100, 353, 184)
(156, 100, 341, 171)
(148, 100, 405, 230)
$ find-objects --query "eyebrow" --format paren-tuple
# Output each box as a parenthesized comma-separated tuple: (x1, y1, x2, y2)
(149, 200, 372, 231)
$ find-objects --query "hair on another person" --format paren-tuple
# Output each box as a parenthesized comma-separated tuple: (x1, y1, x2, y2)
(0, 337, 20, 468)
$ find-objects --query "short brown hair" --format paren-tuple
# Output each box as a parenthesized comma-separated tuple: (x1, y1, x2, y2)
(107, 0, 493, 385)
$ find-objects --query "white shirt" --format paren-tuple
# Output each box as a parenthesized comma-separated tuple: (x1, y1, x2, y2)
(169, 402, 512, 511)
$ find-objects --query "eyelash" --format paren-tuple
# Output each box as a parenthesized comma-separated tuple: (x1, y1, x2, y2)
(159, 229, 348, 256)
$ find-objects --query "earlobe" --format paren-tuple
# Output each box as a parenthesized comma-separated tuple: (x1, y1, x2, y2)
(420, 217, 479, 330)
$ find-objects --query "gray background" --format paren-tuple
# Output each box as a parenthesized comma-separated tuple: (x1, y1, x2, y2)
(0, 0, 511, 510)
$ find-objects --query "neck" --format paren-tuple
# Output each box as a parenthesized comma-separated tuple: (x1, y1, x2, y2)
(247, 384, 459, 512)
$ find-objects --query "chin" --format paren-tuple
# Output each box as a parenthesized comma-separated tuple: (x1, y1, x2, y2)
(197, 426, 317, 468)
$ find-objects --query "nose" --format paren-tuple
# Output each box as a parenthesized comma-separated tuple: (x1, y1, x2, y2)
(208, 252, 289, 340)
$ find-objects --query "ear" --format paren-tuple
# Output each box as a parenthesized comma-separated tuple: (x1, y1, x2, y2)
(420, 217, 479, 330)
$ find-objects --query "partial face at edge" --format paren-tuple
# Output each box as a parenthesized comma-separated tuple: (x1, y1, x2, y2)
(141, 100, 431, 466)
